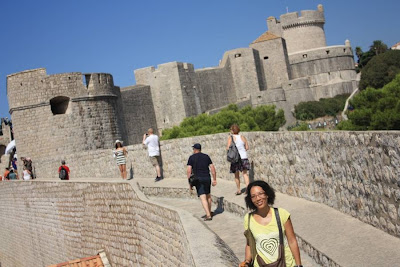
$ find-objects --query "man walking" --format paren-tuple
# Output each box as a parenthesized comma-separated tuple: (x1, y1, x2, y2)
(143, 128, 162, 182)
(187, 143, 217, 221)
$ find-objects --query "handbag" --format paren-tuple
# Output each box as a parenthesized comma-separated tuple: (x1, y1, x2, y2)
(243, 208, 286, 267)
(227, 135, 241, 163)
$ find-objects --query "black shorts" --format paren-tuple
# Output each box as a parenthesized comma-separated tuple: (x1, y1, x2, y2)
(195, 176, 211, 197)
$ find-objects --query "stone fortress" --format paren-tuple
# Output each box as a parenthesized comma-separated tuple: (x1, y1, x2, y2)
(6, 4, 357, 161)
(6, 5, 396, 267)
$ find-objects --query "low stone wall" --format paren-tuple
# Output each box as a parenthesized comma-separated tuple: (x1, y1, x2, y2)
(29, 131, 400, 238)
(0, 181, 195, 267)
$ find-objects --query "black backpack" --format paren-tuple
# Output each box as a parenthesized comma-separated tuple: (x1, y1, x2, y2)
(59, 167, 67, 180)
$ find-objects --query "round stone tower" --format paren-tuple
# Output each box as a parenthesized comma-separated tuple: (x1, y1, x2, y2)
(7, 68, 123, 168)
(280, 4, 326, 54)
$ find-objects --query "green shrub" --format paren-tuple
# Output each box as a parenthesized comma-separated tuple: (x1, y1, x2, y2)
(294, 94, 349, 120)
(340, 73, 400, 130)
(359, 50, 400, 90)
(160, 104, 285, 140)
(288, 123, 309, 131)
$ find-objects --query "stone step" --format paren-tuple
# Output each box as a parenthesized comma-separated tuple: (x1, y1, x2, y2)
(136, 177, 400, 267)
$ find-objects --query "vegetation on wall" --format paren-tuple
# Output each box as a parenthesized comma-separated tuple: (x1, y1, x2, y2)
(293, 94, 349, 121)
(337, 73, 400, 130)
(160, 104, 285, 140)
(359, 50, 400, 90)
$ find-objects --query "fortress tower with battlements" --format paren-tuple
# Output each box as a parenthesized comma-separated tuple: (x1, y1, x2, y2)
(6, 4, 358, 160)
(7, 69, 126, 164)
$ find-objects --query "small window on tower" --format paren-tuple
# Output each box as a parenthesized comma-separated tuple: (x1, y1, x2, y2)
(235, 53, 241, 58)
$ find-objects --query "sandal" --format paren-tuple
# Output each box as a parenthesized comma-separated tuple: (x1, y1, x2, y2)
(204, 216, 212, 221)
(235, 191, 242, 195)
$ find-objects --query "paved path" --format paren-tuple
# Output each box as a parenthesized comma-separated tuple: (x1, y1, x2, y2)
(154, 197, 319, 267)
(136, 177, 400, 267)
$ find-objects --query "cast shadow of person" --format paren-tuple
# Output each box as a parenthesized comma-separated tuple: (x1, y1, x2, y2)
(249, 161, 255, 183)
(212, 196, 225, 217)
(241, 161, 255, 194)
(159, 150, 164, 178)
(129, 163, 134, 180)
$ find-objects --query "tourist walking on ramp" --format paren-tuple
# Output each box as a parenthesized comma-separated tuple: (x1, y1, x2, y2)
(114, 140, 128, 179)
(227, 124, 250, 195)
(22, 167, 32, 180)
(240, 180, 302, 267)
(187, 143, 217, 221)
(58, 160, 70, 180)
(143, 128, 162, 182)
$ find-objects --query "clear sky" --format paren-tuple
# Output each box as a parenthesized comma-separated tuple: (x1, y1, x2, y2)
(1, 0, 399, 119)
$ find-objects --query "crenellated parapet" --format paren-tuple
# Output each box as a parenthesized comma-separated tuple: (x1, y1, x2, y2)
(280, 5, 325, 30)
(277, 4, 327, 54)
(7, 69, 119, 114)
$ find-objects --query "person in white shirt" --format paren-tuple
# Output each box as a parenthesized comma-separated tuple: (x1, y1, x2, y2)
(143, 128, 162, 181)
(226, 124, 250, 195)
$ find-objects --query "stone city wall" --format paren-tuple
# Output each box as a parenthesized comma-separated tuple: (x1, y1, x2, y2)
(0, 181, 195, 267)
(28, 131, 400, 238)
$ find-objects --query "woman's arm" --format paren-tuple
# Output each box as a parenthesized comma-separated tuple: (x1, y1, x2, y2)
(284, 218, 302, 266)
(242, 136, 249, 150)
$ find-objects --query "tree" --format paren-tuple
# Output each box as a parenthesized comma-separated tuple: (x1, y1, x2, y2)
(338, 73, 400, 130)
(160, 104, 286, 140)
(359, 50, 400, 90)
(370, 40, 388, 55)
(355, 46, 363, 64)
(356, 40, 388, 72)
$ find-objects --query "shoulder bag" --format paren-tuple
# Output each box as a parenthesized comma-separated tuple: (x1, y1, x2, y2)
(243, 208, 286, 267)
(227, 135, 241, 163)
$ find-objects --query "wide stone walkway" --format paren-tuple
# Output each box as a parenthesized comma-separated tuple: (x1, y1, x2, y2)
(135, 177, 400, 267)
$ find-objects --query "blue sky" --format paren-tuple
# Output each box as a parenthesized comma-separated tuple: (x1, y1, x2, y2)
(1, 0, 399, 119)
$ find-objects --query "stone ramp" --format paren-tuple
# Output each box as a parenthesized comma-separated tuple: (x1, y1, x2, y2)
(136, 177, 400, 267)
(153, 197, 319, 267)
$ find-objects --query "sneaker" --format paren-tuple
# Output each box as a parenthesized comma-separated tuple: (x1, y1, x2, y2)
(155, 176, 163, 182)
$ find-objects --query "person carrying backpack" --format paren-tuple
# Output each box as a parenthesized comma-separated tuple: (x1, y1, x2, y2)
(226, 124, 250, 195)
(58, 160, 70, 180)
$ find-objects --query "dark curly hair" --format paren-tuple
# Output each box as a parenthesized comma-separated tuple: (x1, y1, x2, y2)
(245, 180, 276, 210)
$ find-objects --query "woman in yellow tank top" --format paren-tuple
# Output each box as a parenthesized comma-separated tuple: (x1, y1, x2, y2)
(240, 180, 303, 267)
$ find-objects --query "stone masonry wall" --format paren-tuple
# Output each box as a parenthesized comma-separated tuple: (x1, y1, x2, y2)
(120, 85, 158, 144)
(29, 131, 400, 238)
(0, 181, 194, 267)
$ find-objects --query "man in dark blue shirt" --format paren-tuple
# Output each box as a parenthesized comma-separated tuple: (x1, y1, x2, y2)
(187, 143, 217, 221)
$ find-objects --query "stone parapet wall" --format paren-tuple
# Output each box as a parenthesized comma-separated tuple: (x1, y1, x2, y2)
(28, 131, 400, 238)
(0, 181, 195, 267)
